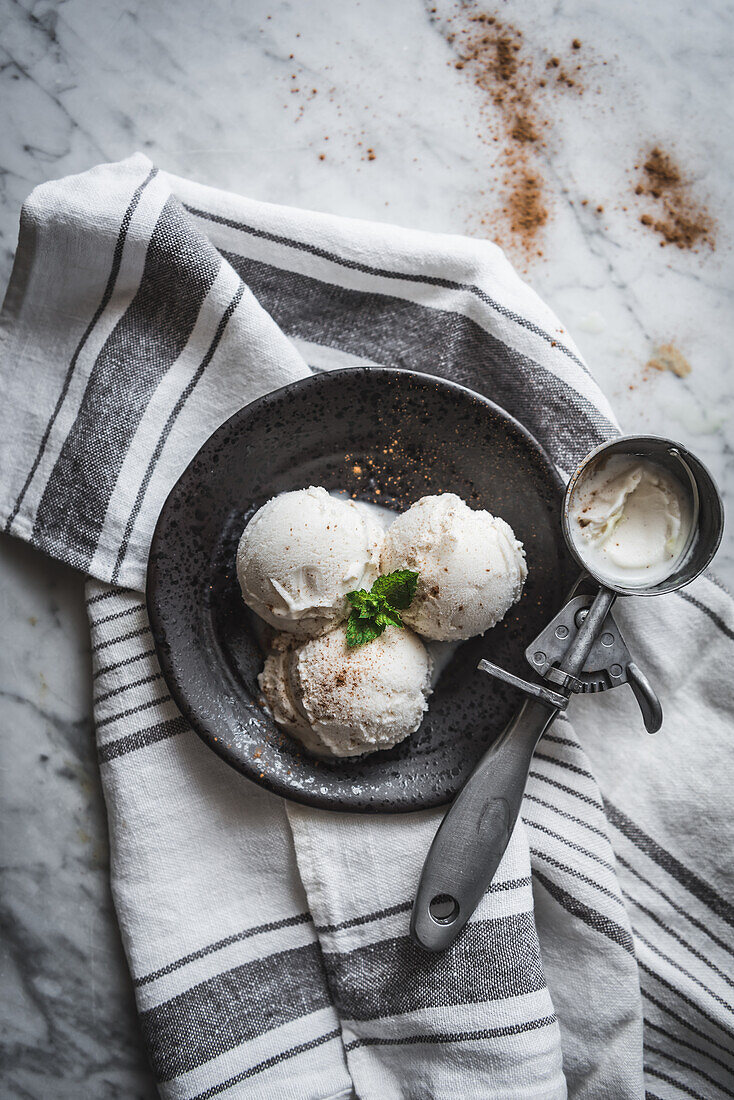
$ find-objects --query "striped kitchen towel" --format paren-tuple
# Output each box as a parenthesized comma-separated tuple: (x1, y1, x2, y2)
(1, 154, 733, 1100)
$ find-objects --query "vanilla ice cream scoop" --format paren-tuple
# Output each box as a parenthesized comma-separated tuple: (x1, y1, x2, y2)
(237, 487, 383, 636)
(380, 494, 527, 641)
(568, 454, 692, 586)
(259, 624, 432, 757)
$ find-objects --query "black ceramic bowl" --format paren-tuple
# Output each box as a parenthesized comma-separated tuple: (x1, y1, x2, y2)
(147, 368, 574, 812)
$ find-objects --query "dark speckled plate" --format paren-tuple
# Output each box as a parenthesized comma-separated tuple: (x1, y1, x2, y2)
(147, 368, 575, 812)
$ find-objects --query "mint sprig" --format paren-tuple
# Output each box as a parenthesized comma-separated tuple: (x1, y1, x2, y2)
(345, 569, 419, 647)
(371, 570, 419, 609)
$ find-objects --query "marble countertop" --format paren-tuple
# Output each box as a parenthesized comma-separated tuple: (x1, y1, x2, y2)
(1, 0, 731, 1095)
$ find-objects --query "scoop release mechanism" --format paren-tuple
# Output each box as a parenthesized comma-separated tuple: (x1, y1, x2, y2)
(479, 591, 662, 734)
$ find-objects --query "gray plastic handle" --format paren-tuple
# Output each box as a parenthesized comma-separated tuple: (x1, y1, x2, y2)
(410, 698, 558, 951)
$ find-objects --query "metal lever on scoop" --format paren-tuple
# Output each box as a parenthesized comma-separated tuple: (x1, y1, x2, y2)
(627, 663, 662, 734)
(526, 594, 662, 733)
(410, 587, 616, 952)
(476, 660, 568, 711)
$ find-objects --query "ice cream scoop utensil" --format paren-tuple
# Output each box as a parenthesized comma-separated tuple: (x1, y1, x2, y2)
(411, 582, 614, 952)
(561, 436, 722, 597)
(411, 436, 723, 952)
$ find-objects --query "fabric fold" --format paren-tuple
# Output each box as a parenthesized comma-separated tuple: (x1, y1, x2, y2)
(286, 805, 567, 1099)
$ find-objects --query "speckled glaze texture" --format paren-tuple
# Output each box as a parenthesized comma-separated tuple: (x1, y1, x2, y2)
(147, 368, 575, 812)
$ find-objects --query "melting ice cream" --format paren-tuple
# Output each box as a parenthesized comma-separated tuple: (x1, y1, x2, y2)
(381, 494, 527, 640)
(259, 623, 432, 757)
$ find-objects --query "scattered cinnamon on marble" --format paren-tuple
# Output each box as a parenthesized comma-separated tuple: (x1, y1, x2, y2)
(647, 344, 692, 378)
(435, 4, 589, 262)
(633, 147, 714, 251)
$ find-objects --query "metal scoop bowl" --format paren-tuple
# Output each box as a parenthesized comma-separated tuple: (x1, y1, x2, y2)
(562, 435, 723, 596)
(410, 435, 724, 952)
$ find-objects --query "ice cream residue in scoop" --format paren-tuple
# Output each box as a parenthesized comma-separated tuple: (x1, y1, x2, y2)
(569, 455, 692, 586)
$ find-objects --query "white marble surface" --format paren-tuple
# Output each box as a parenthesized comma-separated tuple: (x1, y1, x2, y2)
(0, 0, 731, 1094)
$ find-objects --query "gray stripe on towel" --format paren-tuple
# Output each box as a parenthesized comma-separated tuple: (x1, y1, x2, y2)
(140, 941, 333, 1082)
(98, 714, 188, 763)
(222, 251, 614, 470)
(323, 911, 545, 1021)
(32, 197, 220, 570)
(5, 166, 158, 533)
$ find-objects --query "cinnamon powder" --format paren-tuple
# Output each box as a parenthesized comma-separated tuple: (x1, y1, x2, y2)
(441, 7, 586, 260)
(438, 7, 714, 262)
(647, 343, 692, 377)
(507, 172, 548, 237)
(510, 114, 538, 143)
(634, 147, 713, 250)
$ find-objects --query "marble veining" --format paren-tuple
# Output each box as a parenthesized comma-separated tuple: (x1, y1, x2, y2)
(0, 0, 731, 1094)
(0, 536, 157, 1098)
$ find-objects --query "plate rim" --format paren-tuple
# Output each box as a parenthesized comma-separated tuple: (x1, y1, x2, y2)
(146, 366, 566, 812)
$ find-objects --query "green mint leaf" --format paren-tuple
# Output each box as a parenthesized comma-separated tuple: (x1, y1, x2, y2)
(348, 590, 379, 617)
(346, 610, 385, 647)
(372, 569, 419, 610)
(375, 607, 404, 629)
(363, 593, 382, 618)
(345, 569, 418, 646)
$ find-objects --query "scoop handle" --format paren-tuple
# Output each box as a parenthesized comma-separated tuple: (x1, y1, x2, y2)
(410, 698, 558, 952)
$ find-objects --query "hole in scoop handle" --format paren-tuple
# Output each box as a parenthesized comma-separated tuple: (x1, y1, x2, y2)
(410, 698, 558, 952)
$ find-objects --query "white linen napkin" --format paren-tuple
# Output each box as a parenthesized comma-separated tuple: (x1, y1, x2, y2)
(2, 154, 733, 1100)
